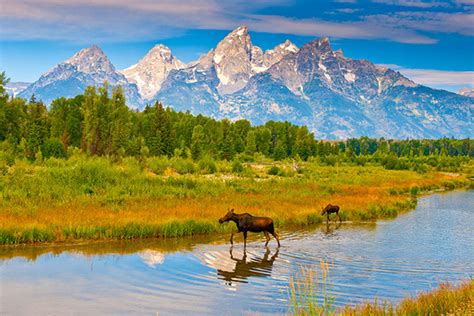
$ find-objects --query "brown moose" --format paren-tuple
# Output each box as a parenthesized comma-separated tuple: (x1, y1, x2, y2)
(219, 209, 280, 248)
(322, 204, 341, 223)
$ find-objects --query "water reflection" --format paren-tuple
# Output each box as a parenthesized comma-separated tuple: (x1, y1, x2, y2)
(138, 250, 166, 268)
(216, 247, 279, 286)
(322, 221, 342, 236)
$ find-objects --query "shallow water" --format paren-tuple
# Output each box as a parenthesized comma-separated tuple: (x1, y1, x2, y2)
(1, 191, 473, 315)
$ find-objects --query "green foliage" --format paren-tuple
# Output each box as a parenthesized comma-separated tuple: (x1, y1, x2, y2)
(268, 165, 283, 176)
(171, 157, 196, 174)
(41, 138, 67, 159)
(198, 156, 217, 174)
(231, 160, 245, 173)
(0, 81, 471, 168)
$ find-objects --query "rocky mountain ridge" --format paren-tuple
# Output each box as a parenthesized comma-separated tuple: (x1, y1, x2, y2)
(17, 26, 473, 139)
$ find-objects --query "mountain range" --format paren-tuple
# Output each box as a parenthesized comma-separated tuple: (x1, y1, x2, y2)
(17, 26, 473, 139)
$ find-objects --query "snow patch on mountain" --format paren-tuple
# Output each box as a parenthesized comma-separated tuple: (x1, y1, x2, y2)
(120, 44, 185, 100)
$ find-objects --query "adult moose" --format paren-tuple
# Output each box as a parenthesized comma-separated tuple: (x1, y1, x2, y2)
(219, 209, 280, 248)
(322, 204, 341, 223)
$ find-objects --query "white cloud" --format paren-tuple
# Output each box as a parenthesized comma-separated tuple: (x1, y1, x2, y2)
(244, 15, 436, 43)
(365, 12, 474, 37)
(0, 0, 471, 44)
(371, 0, 450, 8)
(381, 64, 474, 91)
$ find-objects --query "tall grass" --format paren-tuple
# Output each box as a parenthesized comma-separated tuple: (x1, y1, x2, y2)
(339, 279, 474, 315)
(289, 264, 473, 315)
(0, 154, 470, 244)
(289, 261, 336, 315)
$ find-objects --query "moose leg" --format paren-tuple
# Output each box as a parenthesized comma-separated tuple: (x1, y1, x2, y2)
(337, 211, 342, 223)
(264, 231, 270, 247)
(243, 231, 248, 248)
(229, 232, 234, 245)
(271, 231, 281, 247)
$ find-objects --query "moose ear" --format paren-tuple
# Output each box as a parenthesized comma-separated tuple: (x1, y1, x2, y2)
(231, 208, 234, 213)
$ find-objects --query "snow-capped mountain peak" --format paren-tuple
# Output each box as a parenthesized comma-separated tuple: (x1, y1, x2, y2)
(213, 26, 300, 95)
(62, 44, 115, 75)
(19, 44, 142, 108)
(263, 40, 299, 68)
(120, 44, 185, 100)
(19, 27, 473, 139)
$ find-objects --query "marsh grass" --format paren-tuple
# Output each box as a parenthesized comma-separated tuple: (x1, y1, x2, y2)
(339, 279, 474, 315)
(289, 261, 336, 315)
(289, 265, 473, 316)
(0, 155, 470, 244)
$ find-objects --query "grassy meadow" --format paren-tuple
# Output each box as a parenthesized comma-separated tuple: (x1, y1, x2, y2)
(0, 152, 471, 245)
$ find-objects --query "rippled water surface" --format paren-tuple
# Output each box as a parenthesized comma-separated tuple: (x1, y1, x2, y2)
(1, 191, 473, 315)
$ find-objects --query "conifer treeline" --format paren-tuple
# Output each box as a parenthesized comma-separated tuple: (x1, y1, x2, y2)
(1, 76, 473, 161)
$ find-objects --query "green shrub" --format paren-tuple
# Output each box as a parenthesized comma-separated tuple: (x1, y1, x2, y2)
(147, 156, 169, 175)
(235, 153, 255, 162)
(170, 158, 195, 174)
(41, 138, 67, 159)
(198, 156, 217, 174)
(231, 160, 245, 173)
(268, 165, 281, 175)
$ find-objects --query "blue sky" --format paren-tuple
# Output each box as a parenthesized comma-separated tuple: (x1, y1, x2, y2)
(1, 0, 473, 92)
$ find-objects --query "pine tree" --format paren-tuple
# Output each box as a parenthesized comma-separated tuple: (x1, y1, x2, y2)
(245, 130, 257, 155)
(25, 97, 50, 159)
(191, 124, 204, 160)
(109, 86, 131, 156)
(81, 86, 99, 154)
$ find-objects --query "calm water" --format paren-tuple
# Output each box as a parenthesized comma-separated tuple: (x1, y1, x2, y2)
(1, 191, 473, 315)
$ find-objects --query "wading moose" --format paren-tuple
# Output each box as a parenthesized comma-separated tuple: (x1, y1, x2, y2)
(322, 204, 341, 223)
(219, 209, 280, 248)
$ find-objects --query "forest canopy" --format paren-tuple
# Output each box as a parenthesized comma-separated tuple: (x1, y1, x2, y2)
(1, 75, 472, 166)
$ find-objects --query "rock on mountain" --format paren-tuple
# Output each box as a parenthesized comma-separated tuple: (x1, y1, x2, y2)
(263, 40, 299, 68)
(157, 49, 223, 115)
(120, 44, 185, 101)
(5, 82, 31, 97)
(19, 45, 142, 108)
(458, 88, 474, 98)
(156, 26, 300, 117)
(212, 25, 298, 95)
(155, 27, 473, 139)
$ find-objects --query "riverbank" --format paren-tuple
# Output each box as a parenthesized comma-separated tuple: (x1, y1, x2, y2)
(341, 279, 474, 315)
(0, 156, 471, 245)
(291, 265, 473, 315)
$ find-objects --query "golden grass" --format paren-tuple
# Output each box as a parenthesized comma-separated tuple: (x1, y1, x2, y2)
(290, 263, 473, 316)
(339, 279, 474, 315)
(0, 158, 470, 244)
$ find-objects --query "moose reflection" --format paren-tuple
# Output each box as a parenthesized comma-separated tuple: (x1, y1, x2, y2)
(323, 219, 342, 236)
(219, 209, 280, 248)
(217, 247, 279, 286)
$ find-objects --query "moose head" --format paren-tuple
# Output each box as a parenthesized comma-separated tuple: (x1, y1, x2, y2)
(219, 208, 235, 224)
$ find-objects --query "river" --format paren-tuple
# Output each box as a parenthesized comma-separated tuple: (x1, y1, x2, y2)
(1, 190, 473, 315)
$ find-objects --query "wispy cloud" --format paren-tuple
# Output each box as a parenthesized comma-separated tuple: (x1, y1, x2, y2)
(371, 0, 450, 8)
(0, 0, 472, 44)
(243, 15, 436, 43)
(381, 64, 474, 91)
(365, 11, 474, 37)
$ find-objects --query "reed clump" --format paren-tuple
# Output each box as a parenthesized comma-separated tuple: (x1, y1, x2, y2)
(289, 260, 336, 315)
